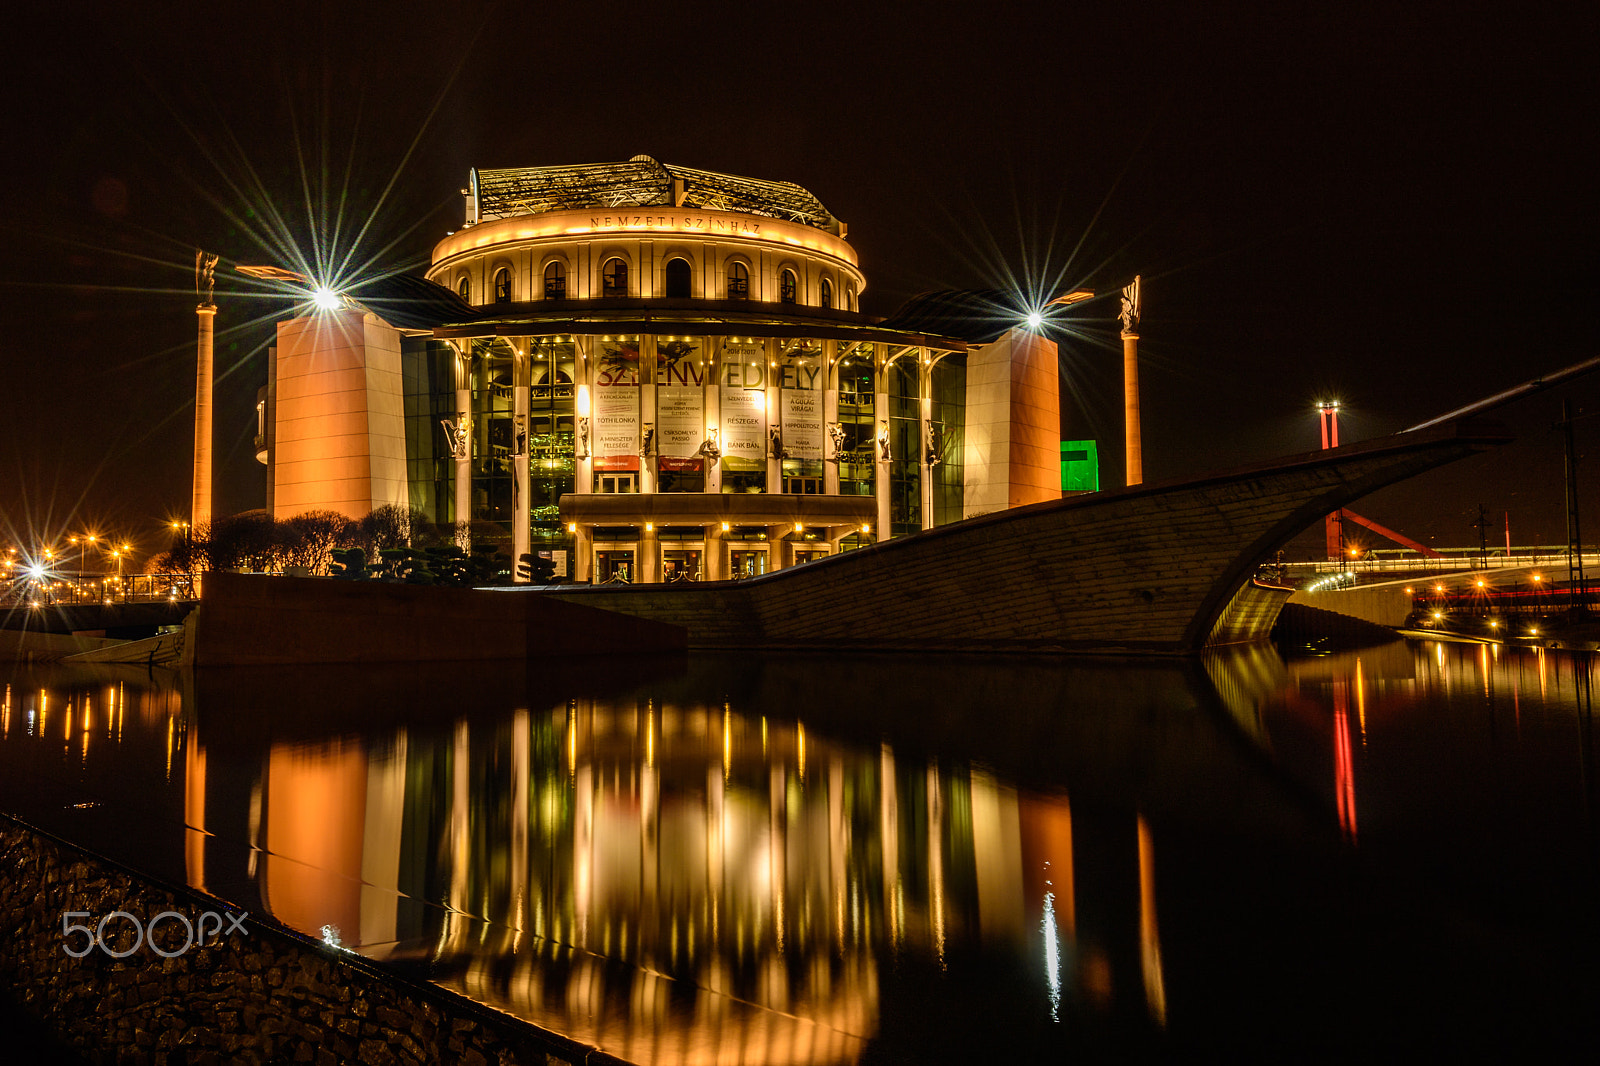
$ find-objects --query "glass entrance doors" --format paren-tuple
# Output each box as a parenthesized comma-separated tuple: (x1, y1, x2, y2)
(596, 550, 635, 583)
(729, 549, 767, 579)
(662, 550, 701, 583)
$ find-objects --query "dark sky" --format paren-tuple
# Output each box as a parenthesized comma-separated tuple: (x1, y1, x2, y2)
(2, 1, 1597, 561)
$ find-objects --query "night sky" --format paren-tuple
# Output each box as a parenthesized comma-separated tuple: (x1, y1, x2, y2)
(3, 2, 1597, 562)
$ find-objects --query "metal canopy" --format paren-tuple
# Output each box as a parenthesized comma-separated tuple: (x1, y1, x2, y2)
(473, 155, 841, 234)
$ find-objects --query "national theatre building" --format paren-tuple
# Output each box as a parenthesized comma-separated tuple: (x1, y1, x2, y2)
(260, 155, 1088, 582)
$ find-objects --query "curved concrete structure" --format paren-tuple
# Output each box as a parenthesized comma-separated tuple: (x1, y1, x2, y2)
(536, 421, 1509, 655)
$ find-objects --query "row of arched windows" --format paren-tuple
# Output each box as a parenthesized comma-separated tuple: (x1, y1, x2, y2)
(456, 259, 847, 307)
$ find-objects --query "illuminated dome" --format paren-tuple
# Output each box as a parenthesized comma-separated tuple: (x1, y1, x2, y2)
(468, 154, 841, 234)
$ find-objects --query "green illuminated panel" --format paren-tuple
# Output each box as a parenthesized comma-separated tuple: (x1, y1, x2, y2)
(1061, 439, 1099, 493)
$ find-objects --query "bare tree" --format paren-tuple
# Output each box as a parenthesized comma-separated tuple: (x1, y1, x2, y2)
(204, 510, 285, 572)
(358, 504, 427, 554)
(281, 510, 354, 575)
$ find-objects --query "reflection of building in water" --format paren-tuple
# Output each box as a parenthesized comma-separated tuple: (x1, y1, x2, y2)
(256, 155, 1092, 581)
(208, 696, 1167, 1065)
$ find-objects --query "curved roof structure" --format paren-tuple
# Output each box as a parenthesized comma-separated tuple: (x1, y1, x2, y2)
(470, 155, 842, 234)
(880, 288, 1096, 344)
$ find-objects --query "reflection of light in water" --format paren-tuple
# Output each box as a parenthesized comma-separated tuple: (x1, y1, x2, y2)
(1334, 686, 1358, 844)
(1137, 816, 1166, 1027)
(1042, 886, 1061, 1022)
(1355, 657, 1367, 745)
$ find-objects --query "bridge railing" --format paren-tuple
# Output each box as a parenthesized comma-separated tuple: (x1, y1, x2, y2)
(1273, 549, 1600, 592)
(2, 573, 197, 607)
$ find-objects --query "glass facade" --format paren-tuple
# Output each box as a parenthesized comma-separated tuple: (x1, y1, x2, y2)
(887, 358, 921, 537)
(401, 338, 456, 524)
(931, 355, 966, 527)
(837, 346, 875, 497)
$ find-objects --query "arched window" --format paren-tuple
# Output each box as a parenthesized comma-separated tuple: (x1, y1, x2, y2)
(664, 258, 692, 298)
(820, 278, 833, 309)
(457, 276, 470, 302)
(602, 258, 629, 298)
(727, 261, 749, 300)
(780, 269, 797, 304)
(493, 268, 512, 303)
(543, 261, 566, 300)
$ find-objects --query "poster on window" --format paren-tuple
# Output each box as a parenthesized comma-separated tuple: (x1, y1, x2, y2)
(781, 388, 822, 460)
(657, 386, 704, 458)
(594, 384, 639, 468)
(719, 385, 766, 472)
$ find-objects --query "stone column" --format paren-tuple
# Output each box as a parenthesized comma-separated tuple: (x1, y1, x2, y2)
(641, 523, 660, 584)
(704, 523, 724, 581)
(576, 336, 593, 495)
(640, 335, 657, 495)
(573, 524, 593, 582)
(824, 341, 841, 495)
(453, 343, 472, 551)
(705, 339, 722, 494)
(512, 344, 531, 580)
(192, 303, 216, 528)
(767, 524, 789, 572)
(767, 339, 782, 494)
(919, 353, 934, 531)
(1121, 275, 1143, 487)
(1123, 330, 1142, 487)
(874, 363, 891, 541)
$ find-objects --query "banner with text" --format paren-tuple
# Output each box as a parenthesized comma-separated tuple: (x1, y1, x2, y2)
(719, 385, 766, 472)
(657, 386, 705, 458)
(595, 384, 639, 465)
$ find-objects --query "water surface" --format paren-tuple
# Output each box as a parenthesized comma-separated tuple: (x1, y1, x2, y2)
(2, 642, 1596, 1060)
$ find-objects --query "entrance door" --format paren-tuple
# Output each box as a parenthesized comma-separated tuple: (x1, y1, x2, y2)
(597, 473, 637, 493)
(662, 549, 702, 582)
(729, 549, 767, 579)
(596, 550, 635, 583)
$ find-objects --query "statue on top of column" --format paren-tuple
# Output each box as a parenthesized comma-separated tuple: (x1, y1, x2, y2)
(1119, 274, 1141, 338)
(195, 249, 219, 307)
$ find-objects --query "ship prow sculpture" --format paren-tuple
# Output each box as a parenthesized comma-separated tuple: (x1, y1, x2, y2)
(540, 419, 1510, 656)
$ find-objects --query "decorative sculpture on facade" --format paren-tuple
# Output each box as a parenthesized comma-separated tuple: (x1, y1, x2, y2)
(640, 424, 655, 457)
(695, 427, 721, 461)
(194, 249, 219, 307)
(575, 416, 591, 459)
(440, 417, 469, 461)
(825, 422, 846, 461)
(876, 420, 892, 463)
(512, 414, 528, 458)
(768, 426, 784, 460)
(925, 421, 944, 467)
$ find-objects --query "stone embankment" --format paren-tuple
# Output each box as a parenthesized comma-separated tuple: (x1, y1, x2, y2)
(0, 814, 621, 1065)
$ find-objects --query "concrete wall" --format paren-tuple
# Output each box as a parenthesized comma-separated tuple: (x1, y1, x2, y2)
(963, 328, 1062, 518)
(1287, 585, 1412, 628)
(185, 572, 686, 666)
(272, 310, 409, 520)
(0, 815, 600, 1066)
(548, 425, 1502, 655)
